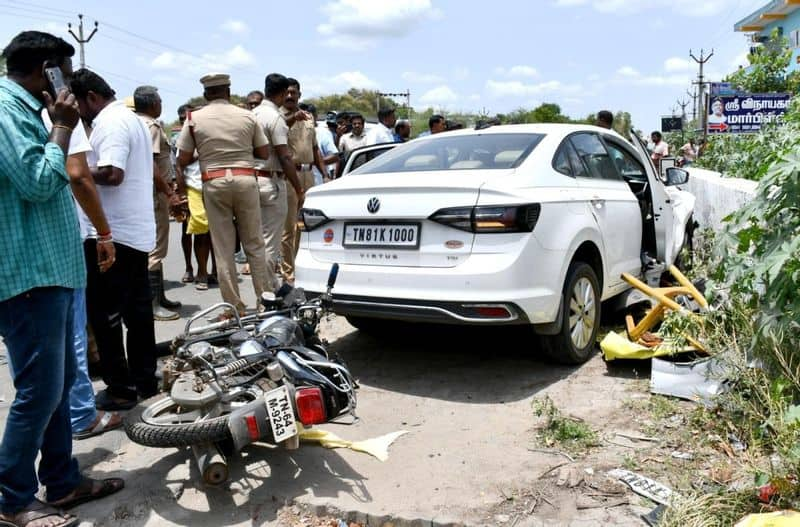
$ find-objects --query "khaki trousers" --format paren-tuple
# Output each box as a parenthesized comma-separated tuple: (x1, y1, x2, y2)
(258, 176, 288, 292)
(280, 169, 315, 282)
(147, 191, 170, 271)
(203, 173, 268, 312)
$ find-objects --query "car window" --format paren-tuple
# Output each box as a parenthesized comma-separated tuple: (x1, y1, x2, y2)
(352, 133, 544, 175)
(348, 147, 392, 173)
(569, 133, 620, 181)
(564, 139, 589, 179)
(553, 145, 572, 176)
(603, 140, 646, 181)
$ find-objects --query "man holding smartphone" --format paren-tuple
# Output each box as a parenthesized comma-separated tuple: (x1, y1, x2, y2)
(0, 31, 123, 527)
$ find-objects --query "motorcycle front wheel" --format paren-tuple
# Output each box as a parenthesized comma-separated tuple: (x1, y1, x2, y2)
(124, 394, 233, 448)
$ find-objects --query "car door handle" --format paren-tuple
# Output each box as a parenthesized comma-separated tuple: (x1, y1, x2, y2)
(590, 198, 605, 209)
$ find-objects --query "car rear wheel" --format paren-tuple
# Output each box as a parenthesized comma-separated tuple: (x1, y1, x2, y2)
(541, 262, 601, 365)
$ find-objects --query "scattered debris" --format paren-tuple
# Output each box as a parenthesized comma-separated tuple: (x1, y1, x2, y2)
(608, 469, 677, 505)
(641, 504, 666, 527)
(576, 495, 628, 510)
(670, 450, 694, 461)
(526, 447, 575, 462)
(298, 428, 408, 462)
(650, 354, 727, 405)
(728, 433, 747, 452)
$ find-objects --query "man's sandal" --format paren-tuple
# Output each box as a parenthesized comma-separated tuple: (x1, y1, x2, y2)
(72, 411, 122, 440)
(0, 499, 78, 527)
(47, 476, 124, 510)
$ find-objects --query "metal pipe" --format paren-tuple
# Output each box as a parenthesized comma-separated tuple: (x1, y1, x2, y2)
(191, 443, 228, 485)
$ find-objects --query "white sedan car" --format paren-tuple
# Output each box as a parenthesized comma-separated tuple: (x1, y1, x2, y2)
(296, 124, 694, 364)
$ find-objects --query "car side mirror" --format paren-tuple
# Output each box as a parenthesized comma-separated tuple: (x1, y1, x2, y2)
(665, 167, 689, 186)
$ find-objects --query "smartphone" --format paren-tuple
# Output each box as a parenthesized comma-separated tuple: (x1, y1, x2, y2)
(44, 64, 67, 94)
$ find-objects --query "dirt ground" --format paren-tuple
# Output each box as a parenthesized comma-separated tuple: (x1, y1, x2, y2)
(0, 225, 723, 526)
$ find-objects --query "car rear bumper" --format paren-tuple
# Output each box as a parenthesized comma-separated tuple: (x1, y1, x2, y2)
(295, 242, 566, 325)
(322, 294, 530, 325)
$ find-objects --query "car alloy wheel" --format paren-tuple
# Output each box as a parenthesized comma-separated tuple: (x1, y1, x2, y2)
(569, 277, 596, 350)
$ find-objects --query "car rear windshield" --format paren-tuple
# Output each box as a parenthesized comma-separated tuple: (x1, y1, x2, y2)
(353, 133, 544, 174)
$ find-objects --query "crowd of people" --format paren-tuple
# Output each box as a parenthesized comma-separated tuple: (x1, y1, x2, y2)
(0, 28, 467, 527)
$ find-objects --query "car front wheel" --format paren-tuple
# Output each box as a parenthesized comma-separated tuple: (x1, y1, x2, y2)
(541, 262, 601, 365)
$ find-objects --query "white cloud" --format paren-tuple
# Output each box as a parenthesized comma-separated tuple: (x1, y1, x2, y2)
(221, 20, 250, 35)
(495, 65, 539, 78)
(617, 66, 640, 77)
(453, 67, 470, 81)
(317, 0, 442, 49)
(302, 70, 378, 95)
(632, 75, 691, 87)
(485, 79, 582, 98)
(554, 0, 728, 16)
(402, 71, 445, 83)
(419, 85, 459, 107)
(664, 57, 692, 72)
(150, 45, 256, 75)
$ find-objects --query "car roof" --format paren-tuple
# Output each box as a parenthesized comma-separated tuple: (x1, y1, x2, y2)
(418, 123, 626, 141)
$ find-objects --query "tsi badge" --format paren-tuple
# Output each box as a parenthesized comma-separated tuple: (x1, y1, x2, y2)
(367, 197, 380, 214)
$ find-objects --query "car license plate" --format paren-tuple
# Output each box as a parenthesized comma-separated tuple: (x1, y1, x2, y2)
(343, 223, 420, 249)
(264, 385, 298, 443)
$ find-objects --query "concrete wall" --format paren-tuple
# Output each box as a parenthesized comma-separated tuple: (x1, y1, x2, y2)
(684, 167, 758, 230)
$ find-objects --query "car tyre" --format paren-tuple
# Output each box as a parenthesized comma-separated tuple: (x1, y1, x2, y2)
(541, 262, 601, 365)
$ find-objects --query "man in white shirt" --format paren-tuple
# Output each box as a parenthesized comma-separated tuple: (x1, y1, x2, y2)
(70, 68, 158, 411)
(366, 107, 397, 146)
(650, 131, 669, 163)
(42, 110, 122, 438)
(339, 112, 369, 158)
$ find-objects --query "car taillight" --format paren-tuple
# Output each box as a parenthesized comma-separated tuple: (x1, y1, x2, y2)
(295, 387, 327, 425)
(297, 208, 331, 232)
(429, 204, 540, 233)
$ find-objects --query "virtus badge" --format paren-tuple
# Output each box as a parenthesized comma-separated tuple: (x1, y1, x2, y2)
(367, 197, 380, 214)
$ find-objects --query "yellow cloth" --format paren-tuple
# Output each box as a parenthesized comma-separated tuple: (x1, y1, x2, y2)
(601, 331, 678, 361)
(186, 187, 209, 235)
(734, 511, 800, 527)
(299, 427, 408, 462)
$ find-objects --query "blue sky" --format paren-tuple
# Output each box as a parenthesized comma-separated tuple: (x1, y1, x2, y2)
(0, 0, 763, 131)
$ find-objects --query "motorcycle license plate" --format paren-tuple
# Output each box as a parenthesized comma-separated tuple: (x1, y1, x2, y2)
(264, 386, 298, 443)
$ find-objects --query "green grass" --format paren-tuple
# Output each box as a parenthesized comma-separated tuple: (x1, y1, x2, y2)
(532, 397, 598, 454)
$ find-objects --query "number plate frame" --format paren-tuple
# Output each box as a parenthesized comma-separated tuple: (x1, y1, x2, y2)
(264, 385, 298, 443)
(342, 222, 422, 250)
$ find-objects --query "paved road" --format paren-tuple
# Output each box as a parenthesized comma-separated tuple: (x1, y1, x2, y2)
(0, 223, 647, 526)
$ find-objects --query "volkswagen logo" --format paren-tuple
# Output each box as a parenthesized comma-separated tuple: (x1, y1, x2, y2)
(367, 197, 380, 214)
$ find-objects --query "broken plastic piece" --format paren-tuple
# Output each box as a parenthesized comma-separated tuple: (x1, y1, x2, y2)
(299, 426, 408, 461)
(650, 355, 727, 405)
(734, 511, 800, 527)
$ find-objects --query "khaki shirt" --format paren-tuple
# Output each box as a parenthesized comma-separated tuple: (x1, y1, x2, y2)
(176, 99, 268, 173)
(280, 106, 317, 164)
(138, 114, 172, 183)
(253, 99, 288, 173)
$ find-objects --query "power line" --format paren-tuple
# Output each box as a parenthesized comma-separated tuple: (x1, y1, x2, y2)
(0, 3, 73, 20)
(0, 9, 69, 24)
(87, 65, 186, 97)
(11, 0, 77, 16)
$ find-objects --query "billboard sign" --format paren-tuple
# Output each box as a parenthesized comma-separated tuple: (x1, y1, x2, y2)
(661, 116, 683, 132)
(707, 93, 791, 134)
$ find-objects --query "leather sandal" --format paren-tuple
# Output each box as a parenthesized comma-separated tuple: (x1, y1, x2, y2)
(0, 499, 77, 527)
(47, 476, 124, 510)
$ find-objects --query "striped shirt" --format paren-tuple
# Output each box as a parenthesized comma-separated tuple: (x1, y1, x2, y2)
(0, 78, 85, 301)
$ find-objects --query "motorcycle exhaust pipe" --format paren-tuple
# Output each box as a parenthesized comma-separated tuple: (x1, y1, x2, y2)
(191, 442, 228, 485)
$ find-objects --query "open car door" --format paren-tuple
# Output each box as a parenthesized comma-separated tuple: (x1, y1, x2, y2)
(630, 133, 678, 264)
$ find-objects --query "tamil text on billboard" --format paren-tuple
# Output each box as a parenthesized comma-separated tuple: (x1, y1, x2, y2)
(707, 93, 791, 134)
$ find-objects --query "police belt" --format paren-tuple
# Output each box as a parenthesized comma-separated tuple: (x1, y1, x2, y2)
(201, 168, 257, 182)
(256, 170, 284, 179)
(295, 163, 312, 171)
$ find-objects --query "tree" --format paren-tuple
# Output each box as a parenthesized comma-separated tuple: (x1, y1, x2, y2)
(726, 28, 800, 93)
(305, 89, 402, 121)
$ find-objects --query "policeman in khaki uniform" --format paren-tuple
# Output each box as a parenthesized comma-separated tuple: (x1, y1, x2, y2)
(175, 73, 270, 317)
(253, 73, 304, 293)
(280, 77, 329, 283)
(133, 85, 183, 321)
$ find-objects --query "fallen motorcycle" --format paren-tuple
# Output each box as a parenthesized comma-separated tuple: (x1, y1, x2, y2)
(124, 264, 357, 484)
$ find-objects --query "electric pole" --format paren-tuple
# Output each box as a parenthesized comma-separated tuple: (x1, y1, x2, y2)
(677, 98, 689, 122)
(686, 88, 697, 124)
(68, 14, 98, 69)
(376, 90, 411, 118)
(689, 48, 714, 137)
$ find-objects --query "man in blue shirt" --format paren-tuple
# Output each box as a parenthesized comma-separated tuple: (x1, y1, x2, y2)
(0, 31, 124, 527)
